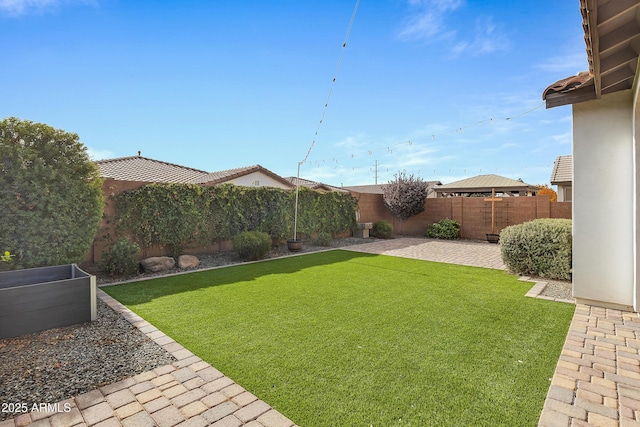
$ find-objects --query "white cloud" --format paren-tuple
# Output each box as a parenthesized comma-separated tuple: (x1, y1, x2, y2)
(537, 51, 588, 73)
(86, 147, 113, 160)
(397, 0, 463, 42)
(0, 0, 95, 16)
(0, 0, 57, 14)
(451, 16, 510, 57)
(397, 1, 509, 57)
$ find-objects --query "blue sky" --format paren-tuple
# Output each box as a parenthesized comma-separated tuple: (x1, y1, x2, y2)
(1, 0, 585, 187)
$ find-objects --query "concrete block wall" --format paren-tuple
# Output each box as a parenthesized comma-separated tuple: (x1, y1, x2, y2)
(354, 193, 571, 240)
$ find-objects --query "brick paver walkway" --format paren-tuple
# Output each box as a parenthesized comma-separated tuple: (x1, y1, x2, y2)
(538, 305, 640, 427)
(344, 237, 505, 270)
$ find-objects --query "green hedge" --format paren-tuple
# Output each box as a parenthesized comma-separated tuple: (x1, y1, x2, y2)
(500, 218, 572, 280)
(0, 117, 104, 269)
(233, 231, 272, 261)
(426, 218, 460, 240)
(115, 184, 358, 254)
(371, 220, 393, 239)
(101, 239, 141, 276)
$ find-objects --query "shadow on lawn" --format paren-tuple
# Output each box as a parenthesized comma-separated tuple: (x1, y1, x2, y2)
(102, 249, 379, 305)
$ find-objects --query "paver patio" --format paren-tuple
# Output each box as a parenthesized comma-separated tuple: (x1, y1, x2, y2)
(4, 237, 640, 426)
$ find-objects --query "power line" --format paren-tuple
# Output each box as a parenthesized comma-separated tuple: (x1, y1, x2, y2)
(299, 0, 360, 166)
(293, 0, 360, 242)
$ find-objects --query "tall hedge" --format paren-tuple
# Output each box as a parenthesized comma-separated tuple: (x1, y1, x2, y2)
(0, 117, 104, 269)
(114, 183, 357, 252)
(115, 183, 210, 257)
(500, 218, 572, 280)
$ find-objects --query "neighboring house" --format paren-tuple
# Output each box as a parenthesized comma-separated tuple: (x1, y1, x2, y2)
(285, 177, 348, 193)
(550, 155, 573, 202)
(194, 165, 294, 189)
(542, 0, 640, 310)
(433, 174, 538, 198)
(343, 181, 442, 198)
(96, 155, 294, 189)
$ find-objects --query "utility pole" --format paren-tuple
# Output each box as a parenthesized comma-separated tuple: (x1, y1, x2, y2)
(373, 160, 379, 184)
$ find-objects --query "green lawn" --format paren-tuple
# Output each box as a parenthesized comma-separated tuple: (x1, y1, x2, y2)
(103, 250, 574, 426)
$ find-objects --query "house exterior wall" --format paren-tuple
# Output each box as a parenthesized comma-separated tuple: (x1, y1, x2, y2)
(634, 83, 640, 310)
(572, 90, 635, 310)
(556, 183, 572, 202)
(225, 172, 290, 189)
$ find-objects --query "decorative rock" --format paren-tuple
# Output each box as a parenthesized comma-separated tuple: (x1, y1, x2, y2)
(178, 255, 200, 269)
(140, 257, 175, 273)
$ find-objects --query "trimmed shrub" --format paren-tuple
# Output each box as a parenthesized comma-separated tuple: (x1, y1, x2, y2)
(233, 231, 272, 261)
(1, 117, 104, 268)
(427, 218, 461, 240)
(500, 218, 572, 280)
(314, 232, 333, 247)
(101, 239, 141, 276)
(371, 220, 393, 239)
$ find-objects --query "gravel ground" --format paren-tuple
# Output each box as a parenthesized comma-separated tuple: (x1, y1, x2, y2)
(0, 299, 176, 421)
(540, 280, 574, 301)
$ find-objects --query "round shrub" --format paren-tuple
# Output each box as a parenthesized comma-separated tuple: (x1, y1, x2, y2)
(101, 239, 141, 276)
(314, 231, 333, 247)
(371, 220, 393, 239)
(500, 218, 572, 280)
(1, 117, 104, 268)
(233, 231, 272, 261)
(427, 218, 461, 240)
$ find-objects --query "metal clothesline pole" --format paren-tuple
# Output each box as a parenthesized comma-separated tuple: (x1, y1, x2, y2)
(293, 161, 301, 241)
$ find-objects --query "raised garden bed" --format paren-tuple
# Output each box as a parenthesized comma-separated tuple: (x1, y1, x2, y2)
(0, 264, 96, 339)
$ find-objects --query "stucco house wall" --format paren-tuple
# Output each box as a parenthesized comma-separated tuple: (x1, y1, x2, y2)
(222, 171, 291, 189)
(572, 89, 636, 310)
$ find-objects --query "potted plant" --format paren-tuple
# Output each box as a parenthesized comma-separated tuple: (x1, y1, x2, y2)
(486, 233, 500, 244)
(287, 238, 303, 252)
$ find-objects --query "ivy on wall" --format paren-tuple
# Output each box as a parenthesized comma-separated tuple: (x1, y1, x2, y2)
(115, 183, 358, 255)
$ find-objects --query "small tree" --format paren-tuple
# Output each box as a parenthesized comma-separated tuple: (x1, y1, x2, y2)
(382, 171, 430, 233)
(0, 117, 104, 268)
(537, 184, 558, 202)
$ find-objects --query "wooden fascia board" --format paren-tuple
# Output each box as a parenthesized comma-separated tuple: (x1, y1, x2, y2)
(601, 66, 636, 91)
(587, 0, 602, 98)
(600, 47, 639, 73)
(544, 85, 598, 108)
(597, 0, 640, 26)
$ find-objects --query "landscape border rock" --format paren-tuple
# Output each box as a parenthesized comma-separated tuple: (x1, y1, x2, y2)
(178, 254, 200, 269)
(140, 256, 175, 273)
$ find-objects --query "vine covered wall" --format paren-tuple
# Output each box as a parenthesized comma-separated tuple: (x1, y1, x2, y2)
(108, 183, 358, 258)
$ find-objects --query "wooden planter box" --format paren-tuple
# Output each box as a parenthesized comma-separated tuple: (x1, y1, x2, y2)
(0, 264, 96, 339)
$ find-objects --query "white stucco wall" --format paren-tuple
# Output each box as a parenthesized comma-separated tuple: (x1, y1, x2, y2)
(227, 171, 290, 189)
(634, 83, 640, 310)
(573, 90, 635, 309)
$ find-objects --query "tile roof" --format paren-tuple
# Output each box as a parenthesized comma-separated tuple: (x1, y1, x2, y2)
(550, 155, 572, 184)
(96, 157, 294, 188)
(342, 184, 386, 194)
(343, 182, 442, 195)
(96, 156, 208, 183)
(193, 165, 294, 188)
(434, 174, 539, 192)
(542, 0, 640, 108)
(542, 71, 594, 108)
(285, 177, 347, 192)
